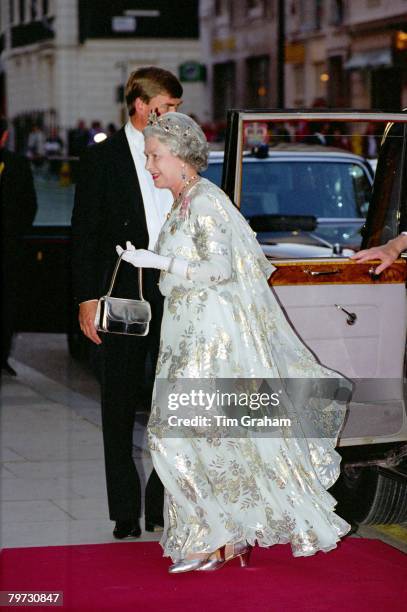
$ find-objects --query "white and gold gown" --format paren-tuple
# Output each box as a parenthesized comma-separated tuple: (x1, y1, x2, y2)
(148, 178, 351, 562)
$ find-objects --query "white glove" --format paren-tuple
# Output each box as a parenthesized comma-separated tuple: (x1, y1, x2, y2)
(116, 241, 169, 270)
(116, 241, 189, 277)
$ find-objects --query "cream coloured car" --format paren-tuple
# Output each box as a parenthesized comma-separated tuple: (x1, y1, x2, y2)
(222, 110, 407, 527)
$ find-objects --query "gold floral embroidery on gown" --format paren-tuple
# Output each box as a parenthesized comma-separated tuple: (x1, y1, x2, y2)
(148, 178, 351, 561)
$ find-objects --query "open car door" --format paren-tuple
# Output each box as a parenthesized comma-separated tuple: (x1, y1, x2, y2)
(222, 110, 407, 526)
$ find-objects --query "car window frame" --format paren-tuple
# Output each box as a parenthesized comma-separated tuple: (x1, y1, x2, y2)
(361, 119, 407, 248)
(222, 111, 407, 248)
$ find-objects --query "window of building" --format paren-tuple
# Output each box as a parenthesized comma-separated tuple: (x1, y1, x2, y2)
(315, 0, 323, 29)
(246, 55, 270, 108)
(9, 0, 15, 24)
(44, 0, 53, 16)
(229, 0, 234, 22)
(330, 0, 344, 25)
(215, 0, 229, 17)
(246, 0, 265, 18)
(30, 0, 38, 20)
(267, 0, 276, 19)
(327, 55, 348, 106)
(293, 64, 305, 105)
(213, 61, 236, 120)
(247, 0, 264, 9)
(298, 0, 313, 32)
(298, 0, 323, 30)
(214, 0, 232, 23)
(18, 0, 25, 23)
(298, 0, 306, 22)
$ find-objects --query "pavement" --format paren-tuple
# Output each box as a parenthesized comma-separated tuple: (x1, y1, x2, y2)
(1, 333, 406, 553)
(0, 334, 160, 549)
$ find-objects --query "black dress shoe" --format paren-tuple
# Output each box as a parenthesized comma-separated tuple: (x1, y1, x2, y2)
(145, 517, 164, 532)
(113, 520, 141, 539)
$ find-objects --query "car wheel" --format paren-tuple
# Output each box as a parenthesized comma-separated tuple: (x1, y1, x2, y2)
(331, 465, 407, 525)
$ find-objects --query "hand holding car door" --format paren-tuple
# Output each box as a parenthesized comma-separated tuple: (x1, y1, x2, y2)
(351, 233, 407, 274)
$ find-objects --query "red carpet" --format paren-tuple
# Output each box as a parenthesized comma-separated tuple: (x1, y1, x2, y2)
(1, 539, 406, 611)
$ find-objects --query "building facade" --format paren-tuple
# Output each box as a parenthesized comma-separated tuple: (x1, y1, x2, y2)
(1, 0, 206, 149)
(200, 0, 407, 121)
(200, 0, 280, 119)
(285, 0, 407, 111)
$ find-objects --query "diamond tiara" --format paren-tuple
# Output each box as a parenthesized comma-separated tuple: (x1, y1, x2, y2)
(147, 111, 200, 144)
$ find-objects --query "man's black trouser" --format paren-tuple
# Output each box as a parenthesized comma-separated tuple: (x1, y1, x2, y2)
(99, 271, 164, 522)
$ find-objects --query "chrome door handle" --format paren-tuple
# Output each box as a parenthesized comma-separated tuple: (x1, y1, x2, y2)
(304, 269, 340, 276)
(368, 267, 381, 280)
(335, 304, 357, 325)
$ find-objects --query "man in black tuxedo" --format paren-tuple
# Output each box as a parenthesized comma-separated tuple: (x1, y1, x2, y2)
(0, 118, 37, 376)
(71, 67, 183, 538)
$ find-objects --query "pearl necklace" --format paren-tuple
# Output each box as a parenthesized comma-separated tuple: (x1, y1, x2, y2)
(167, 175, 199, 220)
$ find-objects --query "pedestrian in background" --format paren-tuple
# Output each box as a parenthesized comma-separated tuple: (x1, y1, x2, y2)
(106, 123, 117, 139)
(71, 67, 183, 539)
(68, 120, 89, 157)
(44, 127, 64, 175)
(26, 124, 45, 166)
(68, 120, 89, 182)
(0, 118, 37, 376)
(363, 123, 382, 159)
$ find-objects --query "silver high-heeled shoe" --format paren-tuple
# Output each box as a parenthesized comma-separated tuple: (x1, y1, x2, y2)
(168, 557, 209, 574)
(196, 542, 252, 571)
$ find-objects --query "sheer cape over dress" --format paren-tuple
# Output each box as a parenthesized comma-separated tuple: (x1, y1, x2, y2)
(148, 177, 351, 562)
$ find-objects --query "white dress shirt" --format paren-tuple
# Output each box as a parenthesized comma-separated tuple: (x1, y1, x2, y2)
(124, 121, 173, 250)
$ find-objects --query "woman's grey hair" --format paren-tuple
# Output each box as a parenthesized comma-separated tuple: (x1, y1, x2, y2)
(143, 112, 209, 172)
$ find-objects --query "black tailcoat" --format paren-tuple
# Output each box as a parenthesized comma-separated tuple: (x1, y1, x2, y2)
(71, 128, 163, 522)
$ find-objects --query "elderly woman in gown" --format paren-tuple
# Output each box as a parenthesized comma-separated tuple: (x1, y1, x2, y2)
(116, 112, 351, 573)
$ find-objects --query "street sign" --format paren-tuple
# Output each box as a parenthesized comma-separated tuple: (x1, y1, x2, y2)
(179, 62, 206, 82)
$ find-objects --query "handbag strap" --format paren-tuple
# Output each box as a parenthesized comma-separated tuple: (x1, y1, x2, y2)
(106, 254, 144, 300)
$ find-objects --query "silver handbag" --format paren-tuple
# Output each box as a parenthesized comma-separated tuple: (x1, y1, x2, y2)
(95, 254, 151, 336)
